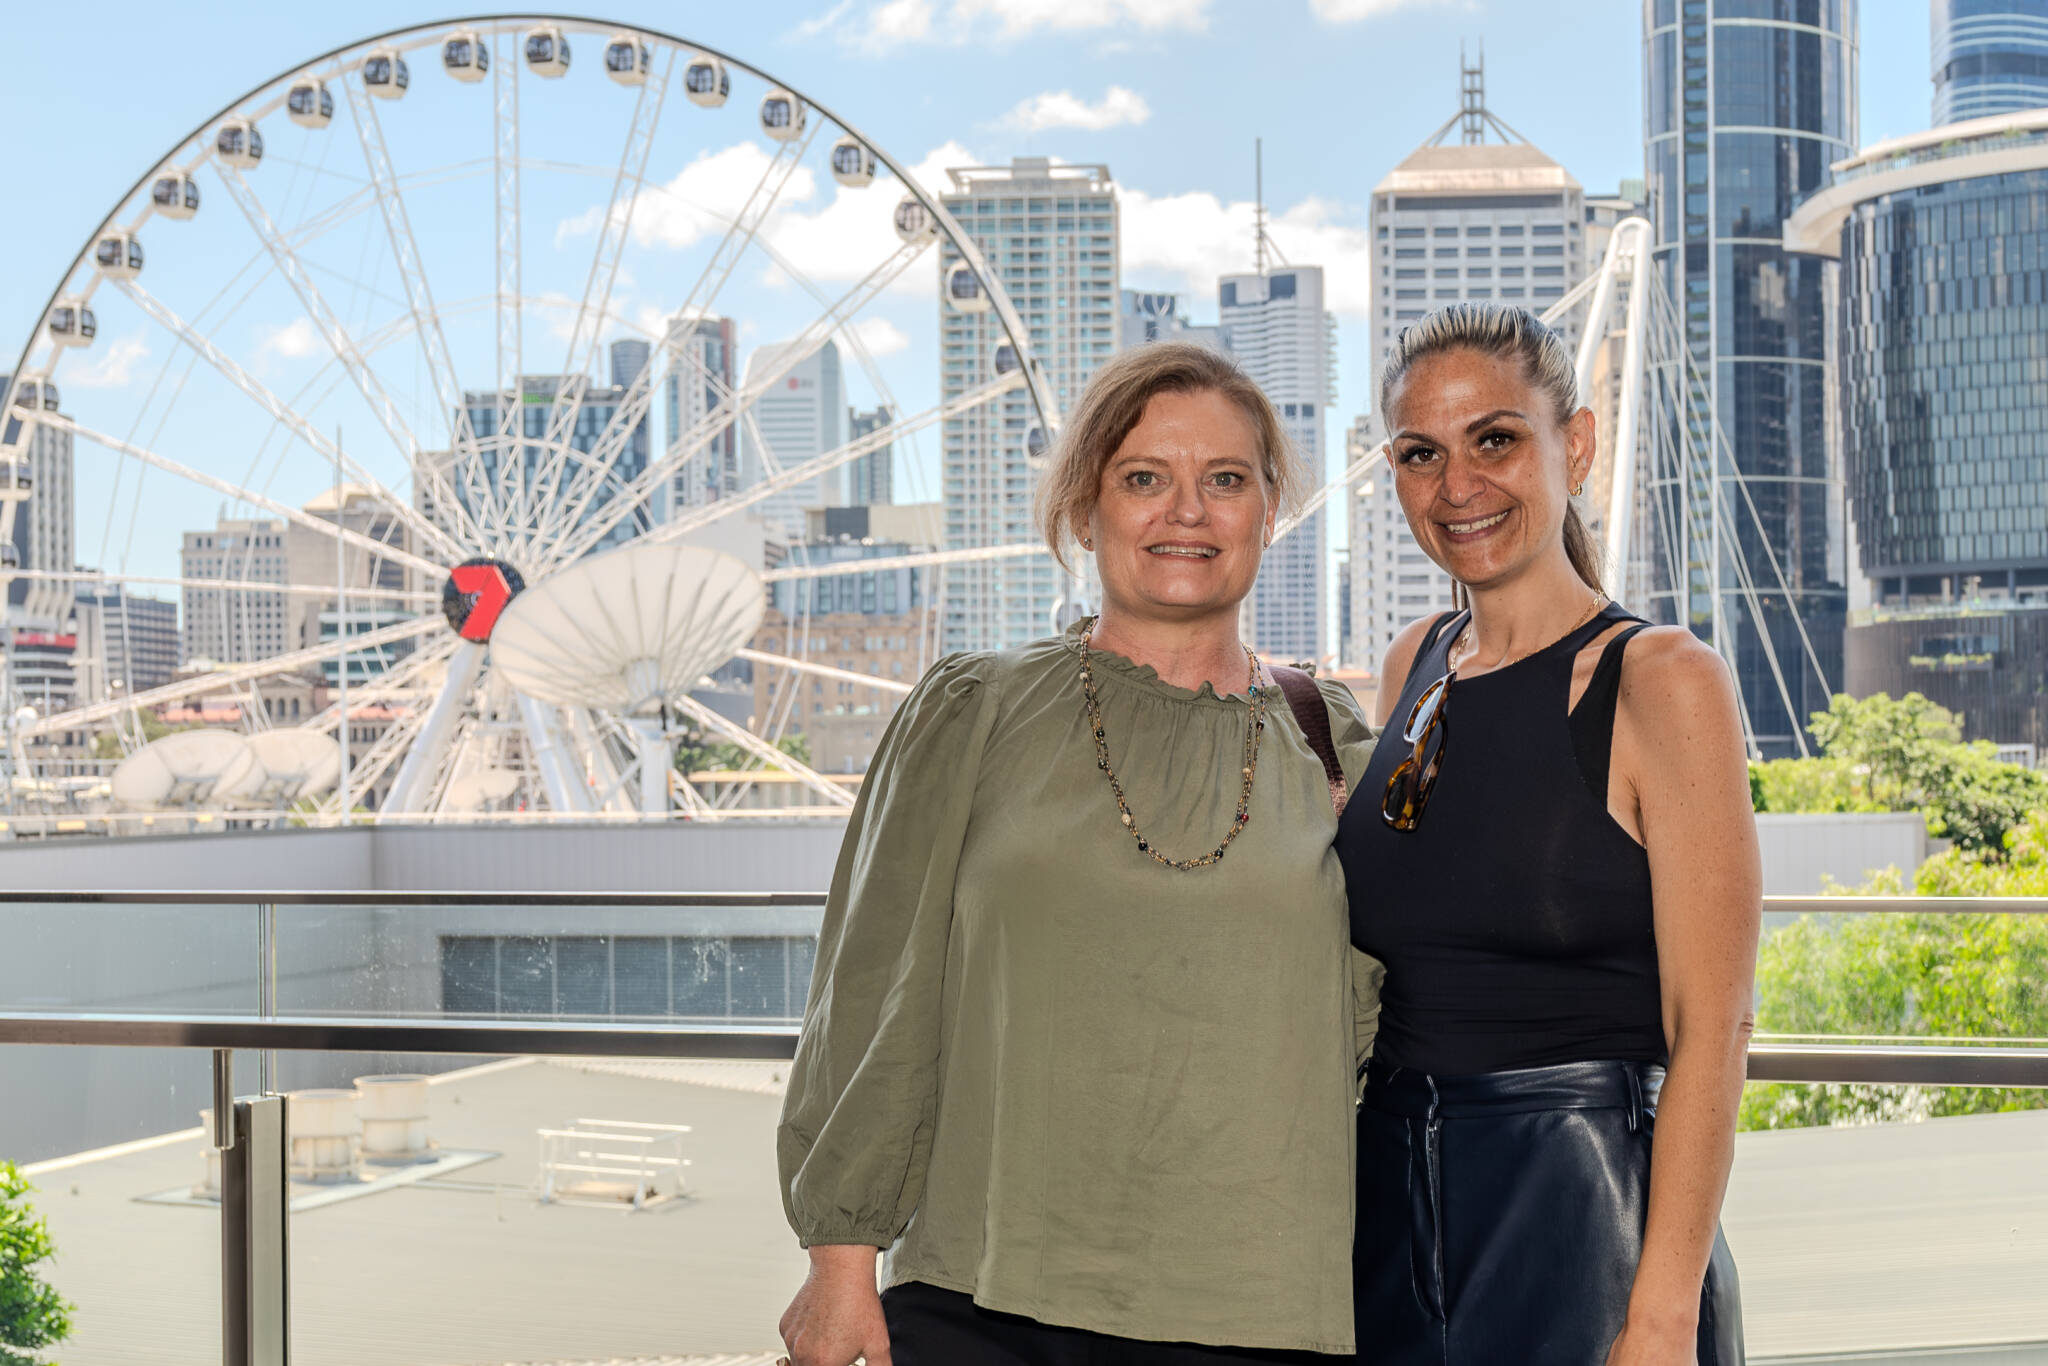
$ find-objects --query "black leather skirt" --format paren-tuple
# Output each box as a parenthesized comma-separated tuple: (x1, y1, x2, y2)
(1355, 1057, 1743, 1365)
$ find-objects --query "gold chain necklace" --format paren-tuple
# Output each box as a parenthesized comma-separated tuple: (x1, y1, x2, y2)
(1448, 593, 1609, 674)
(1079, 619, 1266, 871)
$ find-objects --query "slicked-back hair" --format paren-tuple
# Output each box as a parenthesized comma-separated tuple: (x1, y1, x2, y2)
(1035, 342, 1300, 572)
(1378, 303, 1604, 593)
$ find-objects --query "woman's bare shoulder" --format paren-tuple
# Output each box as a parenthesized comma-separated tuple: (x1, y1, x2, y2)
(1373, 613, 1454, 728)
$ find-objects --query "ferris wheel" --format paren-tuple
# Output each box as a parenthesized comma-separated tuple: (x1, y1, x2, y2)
(0, 16, 1057, 824)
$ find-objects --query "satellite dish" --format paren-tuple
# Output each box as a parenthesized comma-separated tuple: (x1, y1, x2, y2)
(110, 729, 260, 809)
(489, 542, 766, 716)
(442, 769, 521, 813)
(242, 728, 345, 805)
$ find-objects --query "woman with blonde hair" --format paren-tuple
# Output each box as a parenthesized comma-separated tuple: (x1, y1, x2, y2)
(775, 341, 1380, 1366)
(1337, 303, 1754, 1364)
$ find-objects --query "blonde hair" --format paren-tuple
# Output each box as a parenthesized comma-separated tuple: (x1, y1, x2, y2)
(1036, 342, 1299, 571)
(1377, 303, 1603, 593)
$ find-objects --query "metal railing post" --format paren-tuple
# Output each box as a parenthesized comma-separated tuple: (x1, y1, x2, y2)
(220, 1091, 289, 1366)
(257, 900, 277, 1096)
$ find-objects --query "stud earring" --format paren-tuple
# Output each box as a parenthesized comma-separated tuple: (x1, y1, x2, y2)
(1261, 528, 1272, 548)
(1081, 537, 1093, 550)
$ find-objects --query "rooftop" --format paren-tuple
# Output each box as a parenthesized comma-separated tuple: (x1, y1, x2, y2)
(19, 1056, 2048, 1363)
(1375, 141, 1580, 197)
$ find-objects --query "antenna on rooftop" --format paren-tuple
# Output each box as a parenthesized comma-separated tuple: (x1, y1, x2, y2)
(1254, 137, 1267, 276)
(1424, 42, 1532, 148)
(1461, 42, 1485, 145)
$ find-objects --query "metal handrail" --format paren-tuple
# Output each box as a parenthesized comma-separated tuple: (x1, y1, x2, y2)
(0, 1012, 2043, 1087)
(0, 892, 2038, 912)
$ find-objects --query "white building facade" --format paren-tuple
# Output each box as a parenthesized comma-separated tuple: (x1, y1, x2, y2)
(660, 314, 739, 519)
(742, 338, 845, 546)
(1219, 268, 1336, 664)
(941, 158, 1120, 652)
(180, 517, 290, 666)
(1348, 133, 1588, 669)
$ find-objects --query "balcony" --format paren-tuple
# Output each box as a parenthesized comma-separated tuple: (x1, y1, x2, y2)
(1, 890, 2043, 1364)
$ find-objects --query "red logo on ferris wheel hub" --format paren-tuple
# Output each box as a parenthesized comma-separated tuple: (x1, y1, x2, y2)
(441, 558, 525, 642)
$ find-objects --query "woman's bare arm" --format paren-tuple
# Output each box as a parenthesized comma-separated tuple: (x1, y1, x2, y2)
(1606, 628, 1760, 1362)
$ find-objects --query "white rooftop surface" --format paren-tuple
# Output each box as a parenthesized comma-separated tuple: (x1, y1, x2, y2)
(20, 1060, 2048, 1364)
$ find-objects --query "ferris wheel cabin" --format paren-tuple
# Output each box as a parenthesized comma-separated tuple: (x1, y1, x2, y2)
(94, 232, 144, 280)
(831, 137, 877, 188)
(893, 197, 937, 243)
(216, 119, 263, 168)
(605, 34, 651, 85)
(442, 30, 488, 81)
(992, 340, 1020, 375)
(288, 79, 334, 128)
(525, 26, 570, 77)
(151, 173, 199, 220)
(684, 56, 729, 107)
(760, 89, 805, 142)
(945, 264, 990, 312)
(363, 48, 409, 99)
(9, 380, 58, 412)
(48, 299, 95, 347)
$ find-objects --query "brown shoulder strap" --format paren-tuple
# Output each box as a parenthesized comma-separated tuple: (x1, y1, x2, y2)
(1270, 665, 1349, 817)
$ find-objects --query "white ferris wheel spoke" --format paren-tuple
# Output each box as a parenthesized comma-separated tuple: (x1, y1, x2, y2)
(43, 416, 447, 579)
(1276, 445, 1384, 542)
(3, 566, 431, 602)
(492, 27, 524, 519)
(637, 366, 1021, 554)
(215, 164, 491, 554)
(760, 542, 1049, 583)
(532, 45, 675, 528)
(528, 119, 822, 555)
(342, 72, 487, 500)
(107, 277, 468, 563)
(302, 632, 459, 733)
(731, 649, 913, 697)
(669, 691, 856, 809)
(552, 232, 946, 565)
(17, 615, 440, 740)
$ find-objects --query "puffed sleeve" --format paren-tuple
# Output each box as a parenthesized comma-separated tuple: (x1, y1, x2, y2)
(776, 652, 1001, 1247)
(1316, 677, 1386, 1082)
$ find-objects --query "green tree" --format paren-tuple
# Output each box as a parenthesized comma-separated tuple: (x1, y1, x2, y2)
(673, 728, 812, 775)
(0, 1161, 73, 1365)
(88, 711, 193, 761)
(1750, 691, 2047, 856)
(1740, 813, 2048, 1131)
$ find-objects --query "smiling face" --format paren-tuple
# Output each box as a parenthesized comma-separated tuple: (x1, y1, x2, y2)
(1383, 346, 1594, 593)
(1086, 387, 1274, 625)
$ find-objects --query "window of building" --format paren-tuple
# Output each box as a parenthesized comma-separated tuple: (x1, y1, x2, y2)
(1434, 247, 1459, 259)
(1395, 227, 1426, 238)
(1395, 247, 1425, 259)
(1532, 223, 1564, 236)
(1433, 226, 1459, 237)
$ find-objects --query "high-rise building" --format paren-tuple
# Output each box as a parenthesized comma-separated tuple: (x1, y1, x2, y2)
(846, 405, 895, 506)
(742, 338, 846, 544)
(1220, 267, 1335, 663)
(661, 314, 739, 517)
(1645, 0, 1855, 755)
(1348, 72, 1587, 669)
(941, 158, 1120, 652)
(754, 504, 942, 773)
(1786, 110, 2048, 749)
(1933, 1, 2048, 124)
(1118, 290, 1223, 352)
(433, 338, 655, 555)
(180, 516, 290, 666)
(290, 484, 420, 685)
(1, 374, 74, 627)
(72, 584, 178, 700)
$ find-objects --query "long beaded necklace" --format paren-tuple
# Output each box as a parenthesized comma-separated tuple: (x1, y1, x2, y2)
(1078, 618, 1267, 871)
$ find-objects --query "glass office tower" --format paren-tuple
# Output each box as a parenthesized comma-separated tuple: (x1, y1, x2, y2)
(1644, 0, 1857, 755)
(1934, 1, 2048, 124)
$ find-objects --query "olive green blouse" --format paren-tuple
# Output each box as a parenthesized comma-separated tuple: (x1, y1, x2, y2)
(776, 623, 1382, 1354)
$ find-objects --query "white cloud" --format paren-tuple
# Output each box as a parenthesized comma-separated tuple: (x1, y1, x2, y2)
(842, 317, 912, 357)
(1309, 0, 1459, 21)
(1120, 190, 1375, 320)
(62, 333, 150, 388)
(255, 318, 321, 361)
(790, 0, 857, 39)
(839, 0, 1206, 49)
(1001, 86, 1151, 132)
(557, 140, 979, 302)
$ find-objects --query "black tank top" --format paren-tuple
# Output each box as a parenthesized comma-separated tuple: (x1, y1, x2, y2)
(1336, 602, 1667, 1075)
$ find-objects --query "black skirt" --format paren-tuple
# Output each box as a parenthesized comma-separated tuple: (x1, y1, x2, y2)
(1354, 1057, 1743, 1365)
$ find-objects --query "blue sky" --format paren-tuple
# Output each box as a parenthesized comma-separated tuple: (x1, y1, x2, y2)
(0, 1, 1930, 583)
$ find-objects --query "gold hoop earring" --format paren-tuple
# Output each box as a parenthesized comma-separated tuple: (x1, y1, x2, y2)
(1571, 482, 1587, 498)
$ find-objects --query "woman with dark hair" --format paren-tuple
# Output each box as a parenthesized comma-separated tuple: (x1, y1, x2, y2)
(775, 342, 1382, 1366)
(1338, 304, 1756, 1364)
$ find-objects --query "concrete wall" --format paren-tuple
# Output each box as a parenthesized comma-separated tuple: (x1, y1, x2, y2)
(1755, 812, 1930, 895)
